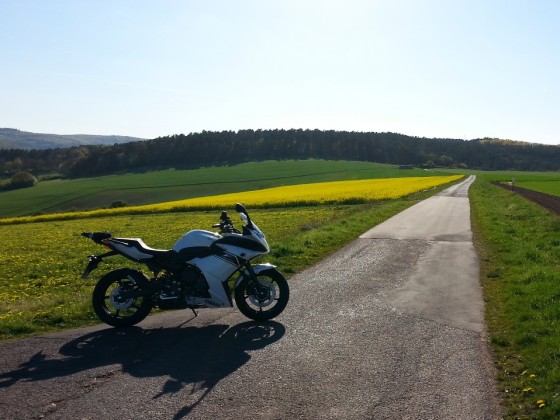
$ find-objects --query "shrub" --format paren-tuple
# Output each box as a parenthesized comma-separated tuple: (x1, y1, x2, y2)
(109, 200, 128, 208)
(3, 171, 38, 190)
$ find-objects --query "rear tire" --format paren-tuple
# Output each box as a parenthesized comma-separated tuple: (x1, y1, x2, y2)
(235, 269, 289, 321)
(92, 269, 153, 327)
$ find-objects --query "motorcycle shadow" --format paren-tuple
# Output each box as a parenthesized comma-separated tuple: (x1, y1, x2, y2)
(0, 320, 285, 417)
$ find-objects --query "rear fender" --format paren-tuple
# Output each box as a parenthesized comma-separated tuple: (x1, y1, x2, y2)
(100, 269, 154, 299)
(105, 268, 151, 287)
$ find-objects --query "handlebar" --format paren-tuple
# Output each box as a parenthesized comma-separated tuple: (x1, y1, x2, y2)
(213, 210, 241, 234)
(213, 222, 240, 234)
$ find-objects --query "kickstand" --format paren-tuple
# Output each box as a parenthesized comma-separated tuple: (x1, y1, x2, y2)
(191, 308, 198, 317)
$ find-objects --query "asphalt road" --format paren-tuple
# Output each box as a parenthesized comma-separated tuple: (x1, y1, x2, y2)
(0, 175, 500, 419)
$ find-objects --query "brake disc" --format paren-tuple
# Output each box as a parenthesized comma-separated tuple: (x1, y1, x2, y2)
(109, 287, 134, 310)
(248, 280, 276, 308)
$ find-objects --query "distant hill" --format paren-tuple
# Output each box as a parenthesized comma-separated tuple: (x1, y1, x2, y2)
(0, 128, 146, 150)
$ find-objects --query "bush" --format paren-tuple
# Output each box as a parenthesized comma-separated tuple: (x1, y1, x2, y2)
(109, 200, 128, 208)
(2, 171, 38, 190)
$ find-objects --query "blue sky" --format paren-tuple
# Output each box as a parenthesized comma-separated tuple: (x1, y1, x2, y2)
(1, 0, 559, 145)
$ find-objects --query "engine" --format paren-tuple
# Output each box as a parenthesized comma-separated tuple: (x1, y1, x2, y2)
(156, 266, 210, 309)
(180, 266, 210, 297)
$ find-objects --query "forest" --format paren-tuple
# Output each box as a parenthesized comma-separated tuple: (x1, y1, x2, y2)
(1, 129, 559, 178)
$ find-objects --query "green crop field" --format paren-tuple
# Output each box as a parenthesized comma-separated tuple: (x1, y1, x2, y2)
(0, 160, 448, 218)
(445, 169, 560, 196)
(444, 168, 559, 180)
(481, 171, 560, 197)
(517, 181, 560, 197)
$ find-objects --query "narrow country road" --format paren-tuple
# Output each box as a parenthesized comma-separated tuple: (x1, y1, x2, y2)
(0, 175, 501, 419)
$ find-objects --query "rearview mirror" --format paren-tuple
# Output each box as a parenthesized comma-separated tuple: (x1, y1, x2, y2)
(235, 203, 247, 214)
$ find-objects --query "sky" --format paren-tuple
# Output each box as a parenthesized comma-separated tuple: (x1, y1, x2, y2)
(1, 0, 559, 145)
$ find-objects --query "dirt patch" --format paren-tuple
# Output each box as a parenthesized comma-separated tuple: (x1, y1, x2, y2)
(492, 181, 560, 216)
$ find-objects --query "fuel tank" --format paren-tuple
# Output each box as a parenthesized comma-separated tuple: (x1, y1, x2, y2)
(172, 230, 222, 252)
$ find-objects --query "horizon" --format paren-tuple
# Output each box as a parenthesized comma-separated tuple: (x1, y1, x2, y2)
(2, 126, 559, 147)
(3, 126, 560, 149)
(1, 1, 559, 145)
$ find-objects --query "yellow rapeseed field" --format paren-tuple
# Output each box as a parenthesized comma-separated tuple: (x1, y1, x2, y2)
(157, 175, 463, 209)
(0, 175, 462, 224)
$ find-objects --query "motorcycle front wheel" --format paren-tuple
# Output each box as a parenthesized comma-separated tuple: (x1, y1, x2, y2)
(92, 269, 153, 327)
(234, 269, 289, 321)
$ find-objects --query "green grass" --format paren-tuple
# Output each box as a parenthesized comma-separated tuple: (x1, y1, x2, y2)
(470, 174, 560, 418)
(0, 160, 448, 218)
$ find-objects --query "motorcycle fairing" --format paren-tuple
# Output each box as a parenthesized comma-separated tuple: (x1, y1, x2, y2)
(213, 235, 268, 253)
(212, 249, 245, 267)
(188, 254, 240, 307)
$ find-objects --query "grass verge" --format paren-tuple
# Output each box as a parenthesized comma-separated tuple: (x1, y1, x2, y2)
(470, 176, 560, 418)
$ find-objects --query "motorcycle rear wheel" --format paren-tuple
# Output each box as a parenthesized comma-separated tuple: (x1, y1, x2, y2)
(234, 269, 289, 321)
(92, 269, 153, 327)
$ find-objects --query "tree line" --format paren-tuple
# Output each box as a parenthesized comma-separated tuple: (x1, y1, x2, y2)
(1, 129, 558, 179)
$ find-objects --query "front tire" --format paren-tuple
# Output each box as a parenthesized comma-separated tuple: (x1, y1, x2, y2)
(92, 269, 153, 327)
(234, 269, 289, 321)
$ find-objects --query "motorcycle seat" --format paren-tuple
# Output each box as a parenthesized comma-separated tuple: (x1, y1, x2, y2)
(110, 237, 178, 260)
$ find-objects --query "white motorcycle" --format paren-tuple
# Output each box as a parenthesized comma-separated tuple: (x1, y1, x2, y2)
(81, 204, 289, 327)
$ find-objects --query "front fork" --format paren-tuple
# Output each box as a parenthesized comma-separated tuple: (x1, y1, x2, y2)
(234, 262, 277, 291)
(236, 262, 272, 282)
